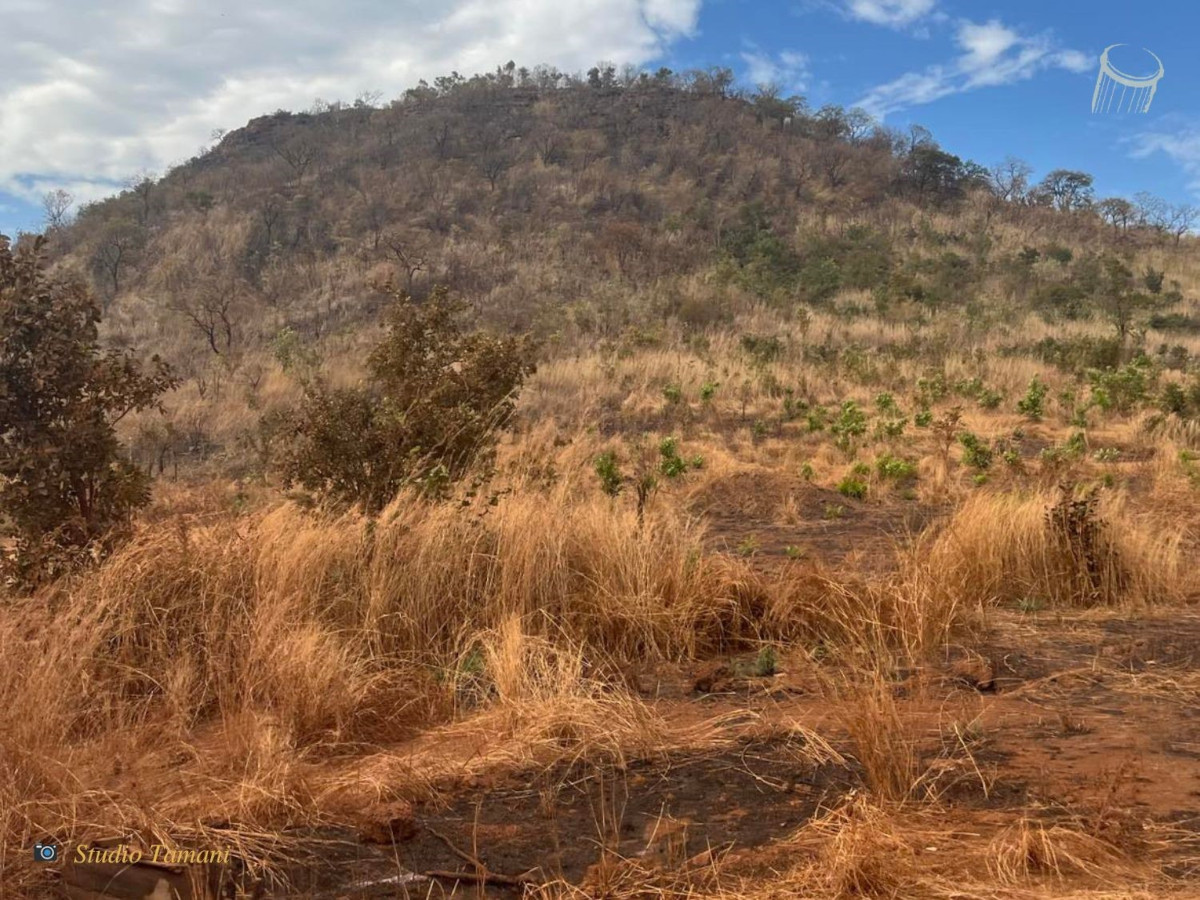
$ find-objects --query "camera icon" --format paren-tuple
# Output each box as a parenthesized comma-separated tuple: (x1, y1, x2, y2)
(34, 842, 59, 862)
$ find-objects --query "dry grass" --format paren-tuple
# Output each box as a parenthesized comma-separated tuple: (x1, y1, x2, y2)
(987, 818, 1143, 884)
(924, 489, 1191, 609)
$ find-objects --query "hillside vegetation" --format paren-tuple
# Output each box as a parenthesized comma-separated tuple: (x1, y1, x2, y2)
(3, 64, 1200, 898)
(34, 64, 1200, 478)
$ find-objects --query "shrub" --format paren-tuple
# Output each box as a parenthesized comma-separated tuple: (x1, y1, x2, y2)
(875, 454, 917, 481)
(831, 401, 869, 455)
(916, 370, 949, 406)
(658, 436, 689, 477)
(1087, 359, 1155, 414)
(1016, 376, 1048, 420)
(595, 451, 623, 497)
(278, 284, 535, 510)
(837, 476, 868, 499)
(0, 236, 177, 583)
(874, 392, 900, 415)
(753, 646, 779, 677)
(959, 432, 993, 470)
(978, 388, 1002, 409)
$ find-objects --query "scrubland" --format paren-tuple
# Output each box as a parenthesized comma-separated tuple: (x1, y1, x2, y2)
(3, 71, 1200, 896)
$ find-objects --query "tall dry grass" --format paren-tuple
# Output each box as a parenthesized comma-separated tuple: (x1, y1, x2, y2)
(923, 488, 1191, 608)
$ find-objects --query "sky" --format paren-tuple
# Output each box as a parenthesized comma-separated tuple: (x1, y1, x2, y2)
(1, 0, 1197, 236)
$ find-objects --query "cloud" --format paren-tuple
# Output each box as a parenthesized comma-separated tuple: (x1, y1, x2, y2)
(844, 0, 937, 28)
(856, 18, 1089, 118)
(740, 48, 810, 91)
(0, 0, 701, 200)
(1129, 125, 1200, 195)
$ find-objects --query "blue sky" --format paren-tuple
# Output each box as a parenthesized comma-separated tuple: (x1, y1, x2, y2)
(2, 0, 1197, 236)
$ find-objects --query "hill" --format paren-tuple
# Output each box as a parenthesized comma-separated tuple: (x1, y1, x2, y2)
(4, 63, 1200, 899)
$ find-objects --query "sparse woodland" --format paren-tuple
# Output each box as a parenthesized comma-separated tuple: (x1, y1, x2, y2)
(2, 63, 1200, 897)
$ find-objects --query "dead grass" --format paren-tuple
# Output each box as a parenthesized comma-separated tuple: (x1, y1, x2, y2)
(924, 488, 1191, 609)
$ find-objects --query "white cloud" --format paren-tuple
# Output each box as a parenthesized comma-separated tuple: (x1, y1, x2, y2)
(845, 0, 937, 28)
(0, 0, 701, 199)
(856, 18, 1089, 118)
(740, 48, 810, 91)
(957, 20, 1018, 67)
(1129, 126, 1200, 195)
(1052, 49, 1093, 74)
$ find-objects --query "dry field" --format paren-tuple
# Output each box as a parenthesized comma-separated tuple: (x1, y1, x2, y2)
(3, 290, 1200, 898)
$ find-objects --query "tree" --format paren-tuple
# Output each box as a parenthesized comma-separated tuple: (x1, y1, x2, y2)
(1096, 256, 1159, 354)
(1038, 169, 1094, 212)
(382, 227, 432, 293)
(1133, 192, 1168, 232)
(1096, 197, 1136, 234)
(0, 236, 177, 581)
(125, 172, 158, 226)
(41, 189, 74, 230)
(903, 144, 967, 205)
(90, 218, 144, 304)
(988, 157, 1032, 204)
(278, 285, 536, 511)
(750, 84, 805, 126)
(1164, 203, 1199, 246)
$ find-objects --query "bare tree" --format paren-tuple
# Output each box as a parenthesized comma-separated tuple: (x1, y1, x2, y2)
(1165, 203, 1199, 246)
(479, 151, 511, 191)
(41, 189, 74, 230)
(271, 138, 319, 185)
(382, 228, 431, 292)
(126, 171, 157, 226)
(91, 218, 143, 303)
(988, 157, 1033, 203)
(1133, 192, 1168, 232)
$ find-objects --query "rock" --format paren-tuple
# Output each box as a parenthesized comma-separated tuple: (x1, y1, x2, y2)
(358, 800, 418, 845)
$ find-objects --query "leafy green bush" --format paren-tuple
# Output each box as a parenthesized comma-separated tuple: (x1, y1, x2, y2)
(0, 236, 177, 583)
(279, 285, 535, 510)
(916, 370, 949, 406)
(876, 454, 917, 481)
(753, 646, 779, 677)
(595, 451, 623, 497)
(1016, 376, 1048, 420)
(977, 388, 1002, 409)
(958, 432, 993, 470)
(1087, 359, 1155, 414)
(1028, 336, 1123, 373)
(831, 401, 868, 455)
(837, 476, 868, 499)
(658, 436, 689, 477)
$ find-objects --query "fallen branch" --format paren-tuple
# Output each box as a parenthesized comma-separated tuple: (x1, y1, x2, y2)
(423, 868, 540, 887)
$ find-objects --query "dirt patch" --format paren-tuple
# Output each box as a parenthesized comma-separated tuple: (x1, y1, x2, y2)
(690, 471, 943, 572)
(253, 739, 856, 897)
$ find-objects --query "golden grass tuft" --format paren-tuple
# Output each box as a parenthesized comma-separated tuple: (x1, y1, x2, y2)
(925, 488, 1190, 609)
(789, 794, 918, 898)
(987, 818, 1140, 884)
